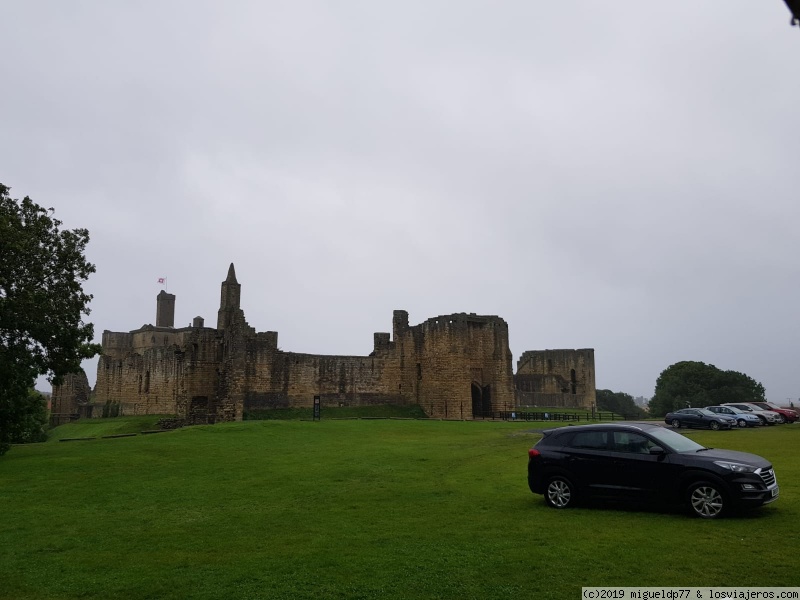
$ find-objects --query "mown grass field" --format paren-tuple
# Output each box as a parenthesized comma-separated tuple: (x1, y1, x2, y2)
(1, 418, 798, 600)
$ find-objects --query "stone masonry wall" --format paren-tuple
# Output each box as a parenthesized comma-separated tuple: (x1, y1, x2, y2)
(50, 370, 92, 426)
(515, 349, 596, 409)
(95, 327, 220, 418)
(397, 314, 515, 419)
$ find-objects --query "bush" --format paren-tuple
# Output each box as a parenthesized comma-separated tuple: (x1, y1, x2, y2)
(8, 390, 49, 444)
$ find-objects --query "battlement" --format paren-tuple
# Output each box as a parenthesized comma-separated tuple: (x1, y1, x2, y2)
(255, 330, 278, 349)
(517, 349, 594, 373)
(420, 313, 508, 331)
(373, 332, 392, 354)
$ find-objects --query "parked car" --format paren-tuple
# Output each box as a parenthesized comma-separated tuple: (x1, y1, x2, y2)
(664, 408, 736, 430)
(527, 422, 779, 519)
(705, 405, 761, 428)
(760, 401, 800, 417)
(722, 403, 782, 425)
(748, 402, 798, 424)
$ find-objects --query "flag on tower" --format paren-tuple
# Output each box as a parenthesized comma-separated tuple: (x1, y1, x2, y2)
(158, 277, 166, 285)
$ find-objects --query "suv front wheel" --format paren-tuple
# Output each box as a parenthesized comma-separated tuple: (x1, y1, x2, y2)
(687, 481, 726, 519)
(545, 476, 576, 509)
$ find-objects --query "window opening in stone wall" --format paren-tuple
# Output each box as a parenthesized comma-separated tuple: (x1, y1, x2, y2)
(547, 359, 552, 371)
(570, 369, 576, 394)
(417, 363, 422, 380)
(144, 371, 150, 394)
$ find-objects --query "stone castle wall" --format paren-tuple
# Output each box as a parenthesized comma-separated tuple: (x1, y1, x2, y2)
(515, 349, 596, 409)
(94, 327, 221, 417)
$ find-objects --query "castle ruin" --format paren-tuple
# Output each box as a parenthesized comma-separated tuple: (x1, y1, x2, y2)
(52, 264, 596, 423)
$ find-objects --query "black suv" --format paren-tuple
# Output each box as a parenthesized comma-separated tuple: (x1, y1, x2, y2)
(527, 423, 779, 518)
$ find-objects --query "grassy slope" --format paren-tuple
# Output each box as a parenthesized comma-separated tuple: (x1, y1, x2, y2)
(1, 420, 798, 600)
(43, 415, 167, 439)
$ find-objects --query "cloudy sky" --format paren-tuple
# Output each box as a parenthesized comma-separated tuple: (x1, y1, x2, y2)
(3, 1, 799, 402)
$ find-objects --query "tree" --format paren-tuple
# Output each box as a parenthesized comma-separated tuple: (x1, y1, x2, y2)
(6, 389, 49, 444)
(595, 389, 647, 418)
(0, 184, 101, 455)
(649, 361, 766, 417)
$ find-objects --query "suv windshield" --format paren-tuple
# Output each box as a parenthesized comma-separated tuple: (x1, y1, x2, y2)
(646, 427, 706, 453)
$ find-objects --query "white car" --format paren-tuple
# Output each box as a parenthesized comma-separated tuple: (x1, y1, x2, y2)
(723, 403, 782, 425)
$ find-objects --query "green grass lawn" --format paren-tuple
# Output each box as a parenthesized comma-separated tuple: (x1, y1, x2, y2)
(1, 420, 798, 600)
(243, 404, 429, 420)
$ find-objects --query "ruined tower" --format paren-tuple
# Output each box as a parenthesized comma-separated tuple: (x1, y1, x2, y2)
(217, 263, 243, 330)
(156, 290, 176, 327)
(515, 349, 596, 409)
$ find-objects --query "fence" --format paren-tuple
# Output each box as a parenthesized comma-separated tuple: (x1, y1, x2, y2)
(472, 410, 636, 422)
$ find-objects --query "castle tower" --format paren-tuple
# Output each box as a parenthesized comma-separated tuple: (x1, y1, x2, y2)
(217, 263, 242, 330)
(156, 290, 176, 327)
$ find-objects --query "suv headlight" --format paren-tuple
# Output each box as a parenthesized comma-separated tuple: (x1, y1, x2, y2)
(714, 461, 757, 473)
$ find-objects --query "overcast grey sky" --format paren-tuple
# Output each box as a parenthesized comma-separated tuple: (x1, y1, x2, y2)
(3, 1, 799, 402)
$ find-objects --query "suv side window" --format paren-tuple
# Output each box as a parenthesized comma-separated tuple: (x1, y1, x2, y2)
(570, 431, 608, 450)
(611, 432, 655, 454)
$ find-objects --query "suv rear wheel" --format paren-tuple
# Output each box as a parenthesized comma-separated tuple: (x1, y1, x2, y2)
(687, 481, 726, 519)
(545, 476, 576, 509)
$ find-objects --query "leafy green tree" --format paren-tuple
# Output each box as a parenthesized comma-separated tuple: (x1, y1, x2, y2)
(0, 184, 101, 455)
(7, 389, 49, 444)
(650, 361, 765, 417)
(596, 389, 646, 418)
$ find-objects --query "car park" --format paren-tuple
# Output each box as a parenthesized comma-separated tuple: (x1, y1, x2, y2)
(527, 422, 779, 519)
(705, 405, 761, 428)
(723, 403, 783, 425)
(748, 402, 798, 424)
(664, 408, 736, 430)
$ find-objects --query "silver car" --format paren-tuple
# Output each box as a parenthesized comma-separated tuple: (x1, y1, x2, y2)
(706, 405, 761, 428)
(723, 403, 782, 425)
